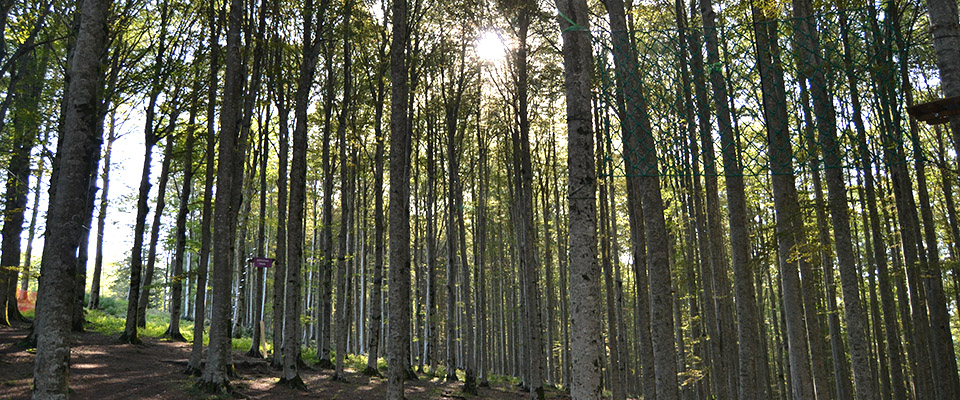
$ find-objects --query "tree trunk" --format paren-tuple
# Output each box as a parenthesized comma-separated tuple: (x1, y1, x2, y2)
(385, 0, 411, 395)
(31, 0, 109, 393)
(316, 37, 336, 371)
(138, 133, 175, 328)
(791, 3, 877, 397)
(89, 111, 115, 310)
(751, 4, 816, 399)
(167, 89, 200, 342)
(186, 8, 219, 374)
(197, 0, 247, 388)
(364, 21, 387, 377)
(0, 41, 44, 325)
(333, 0, 354, 381)
(555, 0, 602, 397)
(269, 41, 290, 371)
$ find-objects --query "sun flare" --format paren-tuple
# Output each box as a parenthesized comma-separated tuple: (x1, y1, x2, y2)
(476, 30, 507, 62)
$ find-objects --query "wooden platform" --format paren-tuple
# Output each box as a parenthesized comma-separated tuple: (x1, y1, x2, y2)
(907, 95, 960, 125)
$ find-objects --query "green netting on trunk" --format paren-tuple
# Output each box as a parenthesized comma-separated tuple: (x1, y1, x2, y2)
(595, 7, 919, 177)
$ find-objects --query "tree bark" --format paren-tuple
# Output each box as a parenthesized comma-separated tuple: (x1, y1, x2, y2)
(333, 0, 354, 381)
(197, 0, 247, 389)
(386, 0, 411, 395)
(555, 0, 602, 397)
(0, 41, 44, 325)
(89, 111, 115, 310)
(186, 7, 219, 374)
(138, 133, 175, 328)
(31, 0, 109, 393)
(751, 4, 816, 399)
(167, 88, 200, 342)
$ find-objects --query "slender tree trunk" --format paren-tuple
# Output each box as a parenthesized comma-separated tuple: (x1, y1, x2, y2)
(751, 5, 816, 399)
(364, 28, 387, 377)
(30, 0, 109, 393)
(698, 0, 762, 397)
(167, 93, 199, 342)
(316, 38, 336, 371)
(271, 83, 289, 369)
(791, 3, 877, 398)
(89, 112, 114, 310)
(186, 10, 219, 374)
(333, 0, 354, 381)
(138, 134, 175, 328)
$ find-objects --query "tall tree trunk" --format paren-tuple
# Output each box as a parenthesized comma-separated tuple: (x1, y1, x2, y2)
(423, 108, 438, 376)
(0, 41, 45, 325)
(89, 111, 115, 310)
(385, 0, 411, 395)
(30, 0, 109, 393)
(271, 81, 289, 368)
(333, 0, 354, 381)
(364, 22, 387, 376)
(186, 9, 219, 374)
(602, 0, 677, 396)
(791, 3, 877, 397)
(597, 126, 623, 400)
(245, 109, 268, 357)
(751, 4, 816, 399)
(698, 0, 763, 397)
(138, 133, 175, 328)
(316, 37, 336, 371)
(197, 0, 247, 388)
(121, 0, 171, 343)
(847, 11, 907, 398)
(555, 0, 602, 397)
(906, 2, 960, 393)
(167, 92, 199, 342)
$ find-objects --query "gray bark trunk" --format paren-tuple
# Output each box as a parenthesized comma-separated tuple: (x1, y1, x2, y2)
(31, 0, 109, 394)
(386, 0, 411, 396)
(197, 0, 246, 388)
(555, 0, 602, 397)
(186, 7, 219, 374)
(751, 5, 816, 399)
(138, 134, 175, 328)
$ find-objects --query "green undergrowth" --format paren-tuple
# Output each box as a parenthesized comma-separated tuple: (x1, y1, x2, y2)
(86, 297, 273, 354)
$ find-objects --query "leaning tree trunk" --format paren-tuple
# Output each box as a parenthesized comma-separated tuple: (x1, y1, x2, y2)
(121, 0, 171, 343)
(915, 2, 960, 396)
(31, 0, 110, 393)
(278, 0, 327, 387)
(791, 3, 876, 397)
(602, 0, 677, 396)
(555, 0, 602, 397)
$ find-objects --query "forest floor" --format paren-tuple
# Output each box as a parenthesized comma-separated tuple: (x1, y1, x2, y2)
(0, 316, 571, 399)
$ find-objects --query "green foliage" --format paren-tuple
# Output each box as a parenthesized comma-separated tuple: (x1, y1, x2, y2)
(85, 298, 195, 342)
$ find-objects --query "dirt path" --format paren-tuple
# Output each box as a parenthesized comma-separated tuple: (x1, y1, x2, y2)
(0, 322, 568, 399)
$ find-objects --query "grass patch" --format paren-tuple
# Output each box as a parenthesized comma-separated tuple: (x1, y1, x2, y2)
(85, 298, 197, 342)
